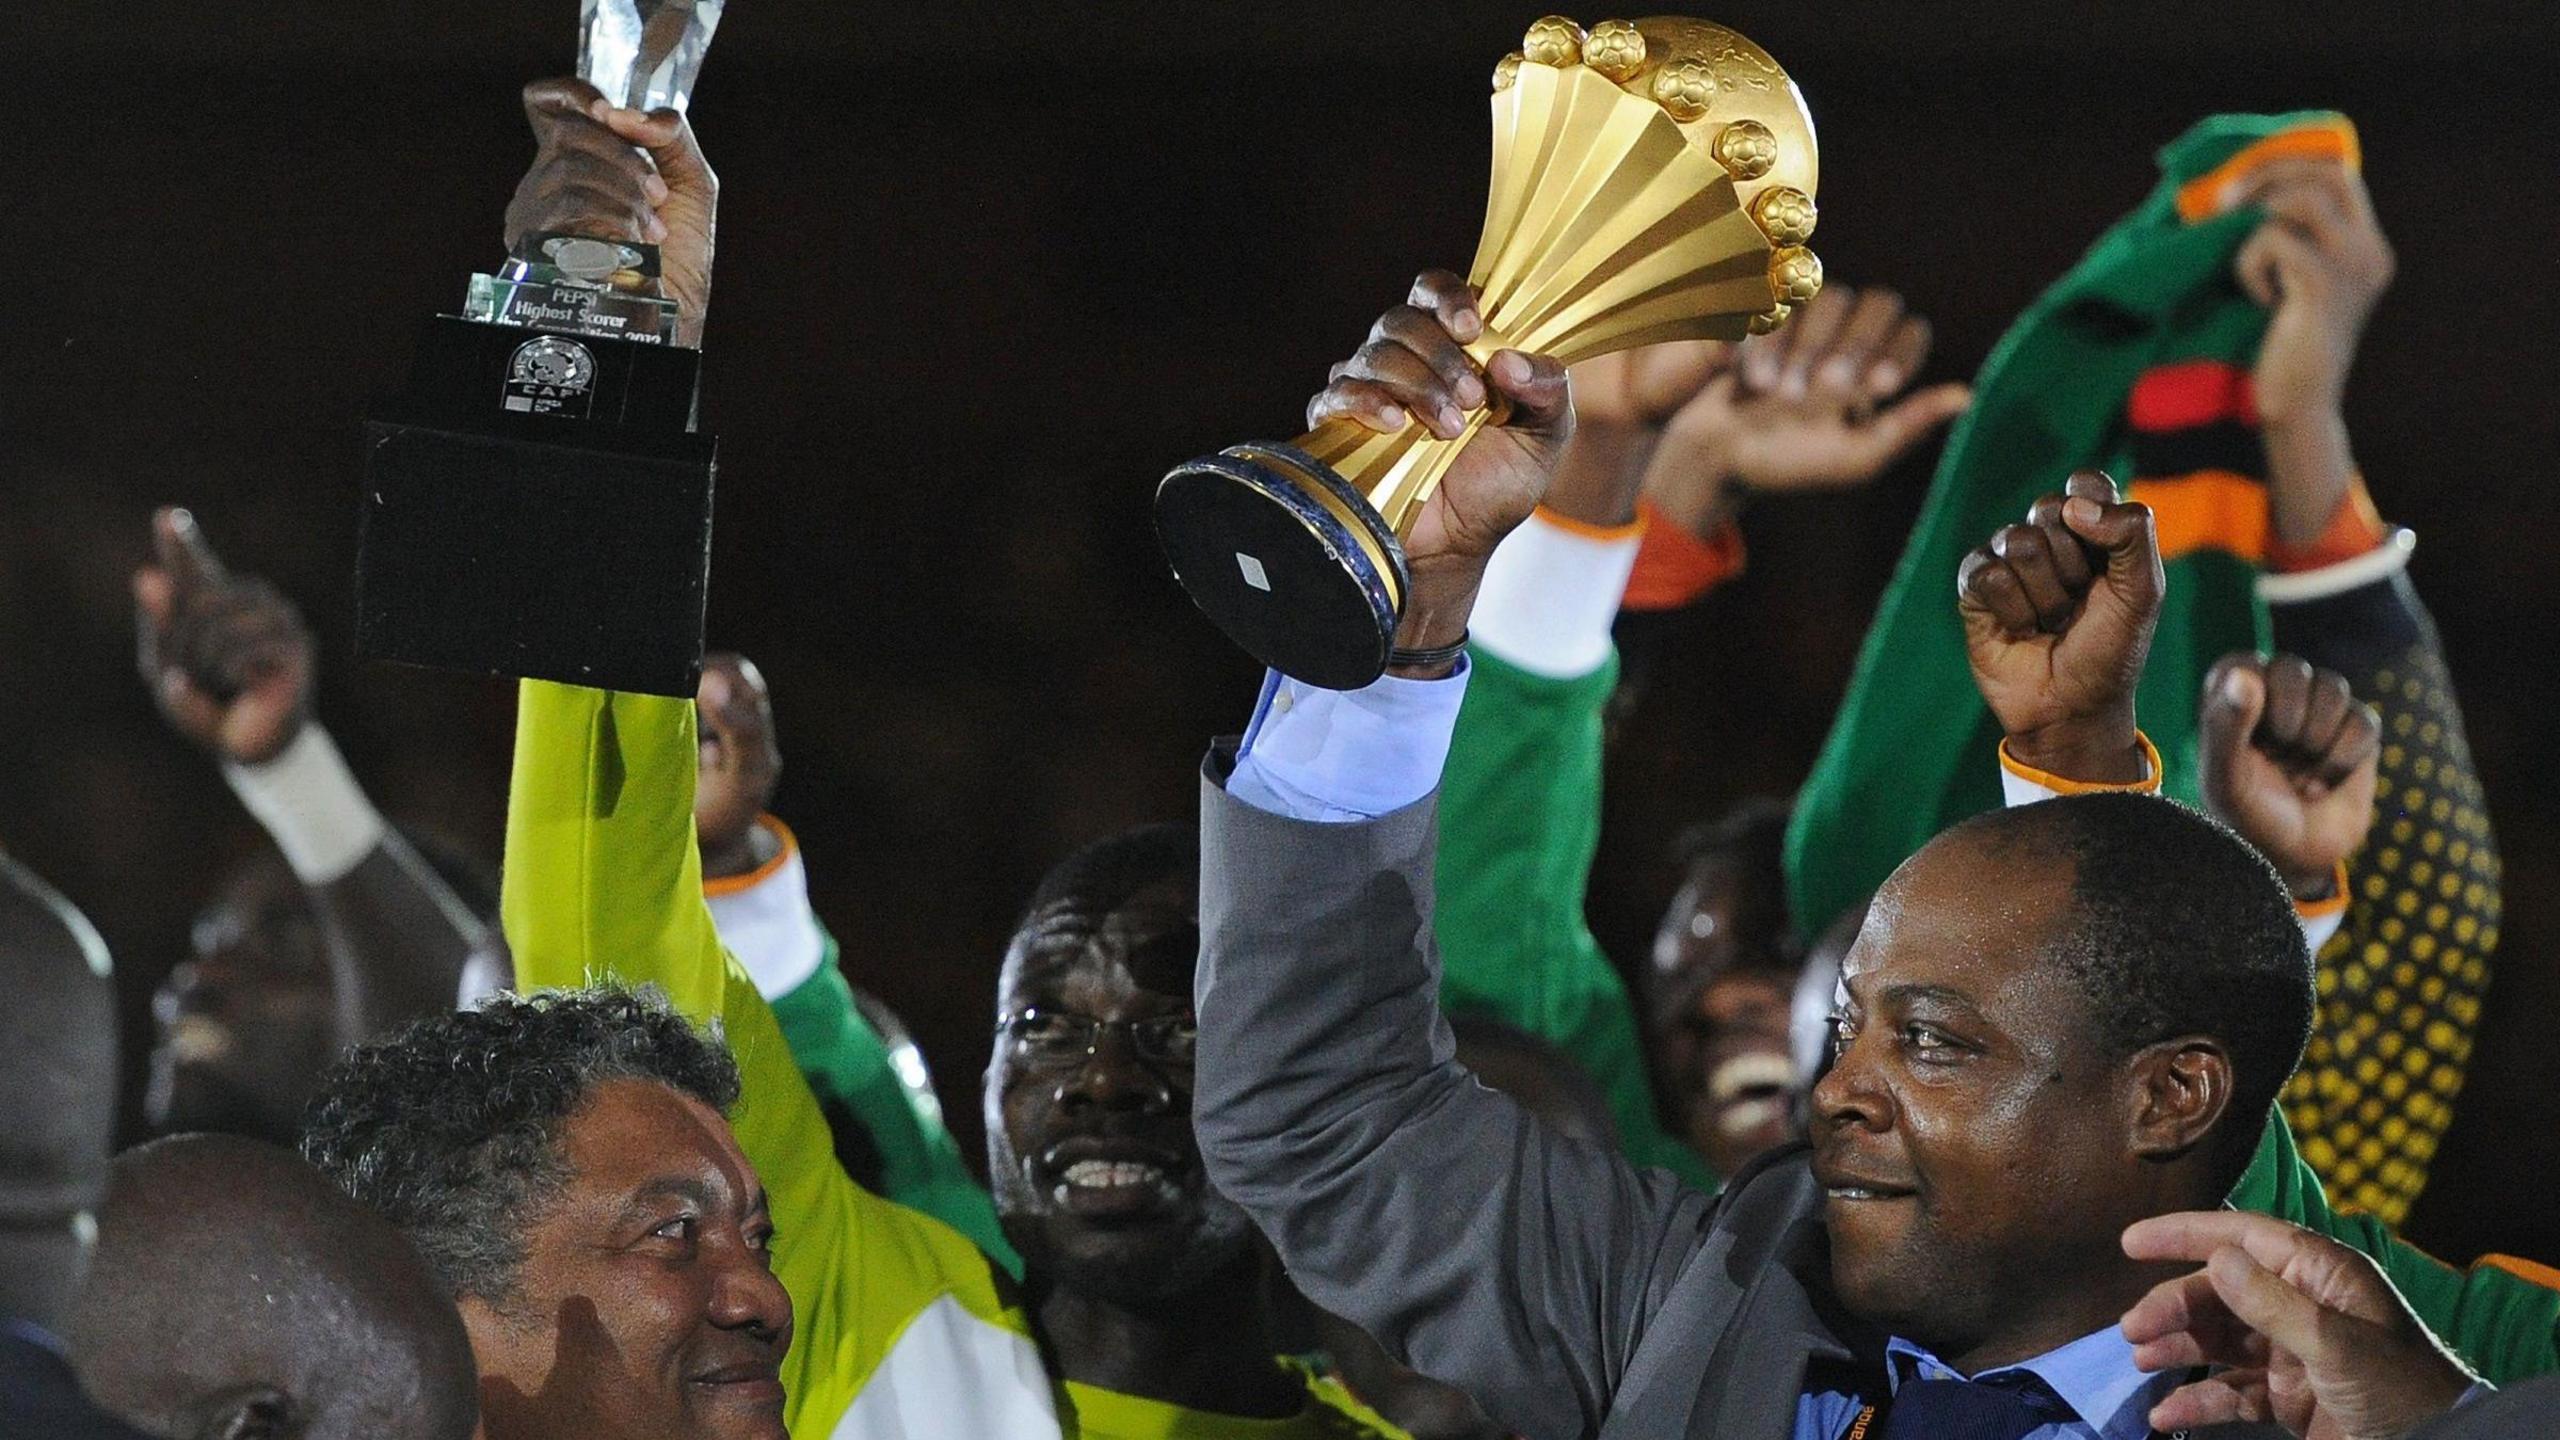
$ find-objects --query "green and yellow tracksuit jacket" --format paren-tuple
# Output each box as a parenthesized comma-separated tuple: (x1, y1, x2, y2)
(504, 680, 1064, 1439)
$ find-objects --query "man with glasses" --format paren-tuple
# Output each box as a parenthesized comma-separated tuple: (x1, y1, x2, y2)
(983, 824, 1406, 1437)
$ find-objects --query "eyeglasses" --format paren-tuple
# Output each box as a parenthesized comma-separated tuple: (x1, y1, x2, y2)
(999, 1006, 1198, 1067)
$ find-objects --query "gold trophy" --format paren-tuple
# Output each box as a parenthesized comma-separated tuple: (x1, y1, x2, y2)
(1155, 15, 1820, 689)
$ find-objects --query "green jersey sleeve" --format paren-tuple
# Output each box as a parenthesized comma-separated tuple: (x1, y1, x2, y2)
(1435, 644, 1715, 1190)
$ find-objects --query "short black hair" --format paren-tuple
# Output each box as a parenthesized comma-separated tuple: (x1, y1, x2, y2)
(1669, 794, 1793, 871)
(1020, 823, 1198, 923)
(299, 985, 740, 1304)
(1959, 792, 2313, 1196)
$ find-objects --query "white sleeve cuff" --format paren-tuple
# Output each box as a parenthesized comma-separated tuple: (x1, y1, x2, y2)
(2257, 527, 2415, 604)
(2300, 906, 2346, 955)
(1466, 511, 1641, 679)
(702, 817, 827, 999)
(1226, 662, 1470, 822)
(2000, 763, 2062, 810)
(222, 726, 389, 886)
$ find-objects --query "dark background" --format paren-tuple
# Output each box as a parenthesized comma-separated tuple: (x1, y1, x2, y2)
(6, 2, 2556, 1262)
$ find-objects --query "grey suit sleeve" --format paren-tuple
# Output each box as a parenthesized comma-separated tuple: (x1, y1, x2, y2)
(1193, 757, 1713, 1440)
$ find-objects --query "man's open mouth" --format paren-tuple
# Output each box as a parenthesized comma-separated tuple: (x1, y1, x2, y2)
(1704, 1050, 1796, 1139)
(1039, 1138, 1188, 1213)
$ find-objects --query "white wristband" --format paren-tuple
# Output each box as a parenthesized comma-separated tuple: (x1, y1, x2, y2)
(1468, 511, 1641, 679)
(221, 726, 389, 886)
(703, 818, 826, 999)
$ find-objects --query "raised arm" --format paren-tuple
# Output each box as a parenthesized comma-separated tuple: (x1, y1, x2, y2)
(1600, 283, 1970, 687)
(1196, 273, 1716, 1440)
(135, 507, 497, 1043)
(692, 652, 1018, 1273)
(2255, 553, 2497, 1226)
(2209, 151, 2497, 1229)
(494, 83, 1052, 1439)
(1434, 336, 1716, 1189)
(1437, 284, 1964, 1190)
(1954, 475, 2559, 1383)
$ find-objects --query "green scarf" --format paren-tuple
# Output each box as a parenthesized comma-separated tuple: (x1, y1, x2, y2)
(1785, 111, 2359, 936)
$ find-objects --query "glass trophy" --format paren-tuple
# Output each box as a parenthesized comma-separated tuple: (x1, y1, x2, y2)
(354, 0, 727, 697)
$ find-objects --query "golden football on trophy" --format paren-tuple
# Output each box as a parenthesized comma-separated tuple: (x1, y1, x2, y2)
(1154, 15, 1820, 689)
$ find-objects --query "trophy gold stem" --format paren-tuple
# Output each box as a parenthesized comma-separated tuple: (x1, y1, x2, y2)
(1298, 333, 1515, 547)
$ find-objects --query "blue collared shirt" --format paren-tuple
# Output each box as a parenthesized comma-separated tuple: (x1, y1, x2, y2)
(1797, 1325, 2184, 1440)
(1228, 662, 1471, 822)
(1222, 666, 2497, 1439)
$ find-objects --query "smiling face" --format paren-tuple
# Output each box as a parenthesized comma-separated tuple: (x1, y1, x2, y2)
(1649, 837, 1801, 1177)
(463, 1079, 791, 1440)
(1809, 827, 2202, 1369)
(985, 870, 1256, 1304)
(148, 855, 337, 1142)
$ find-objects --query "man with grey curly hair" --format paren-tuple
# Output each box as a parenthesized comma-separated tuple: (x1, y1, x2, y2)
(301, 984, 792, 1440)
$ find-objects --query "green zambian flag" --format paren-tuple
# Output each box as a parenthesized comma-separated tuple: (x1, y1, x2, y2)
(1784, 111, 2362, 937)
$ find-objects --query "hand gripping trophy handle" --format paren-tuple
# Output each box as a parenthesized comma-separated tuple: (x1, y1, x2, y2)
(354, 0, 729, 699)
(1153, 15, 1823, 690)
(468, 0, 730, 343)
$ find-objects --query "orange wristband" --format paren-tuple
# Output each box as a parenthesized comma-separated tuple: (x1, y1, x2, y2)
(1997, 731, 2164, 795)
(1623, 498, 1747, 612)
(703, 814, 797, 898)
(2295, 861, 2351, 920)
(2268, 475, 2389, 574)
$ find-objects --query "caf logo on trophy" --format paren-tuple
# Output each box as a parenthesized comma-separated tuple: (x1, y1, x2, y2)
(1154, 15, 1821, 689)
(505, 335, 599, 417)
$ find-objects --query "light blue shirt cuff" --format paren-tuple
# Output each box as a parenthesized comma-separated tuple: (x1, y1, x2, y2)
(1225, 660, 1471, 823)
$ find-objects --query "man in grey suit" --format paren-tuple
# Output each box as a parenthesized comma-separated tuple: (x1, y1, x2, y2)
(1189, 272, 2407, 1439)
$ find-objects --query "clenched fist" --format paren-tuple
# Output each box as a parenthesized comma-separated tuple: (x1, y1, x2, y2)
(506, 77, 718, 347)
(1958, 471, 2164, 783)
(2199, 654, 2381, 899)
(695, 653, 782, 881)
(1308, 269, 1574, 669)
(134, 508, 313, 767)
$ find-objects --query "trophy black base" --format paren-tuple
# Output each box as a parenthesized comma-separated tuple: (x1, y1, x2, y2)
(1153, 442, 1409, 691)
(357, 316, 715, 698)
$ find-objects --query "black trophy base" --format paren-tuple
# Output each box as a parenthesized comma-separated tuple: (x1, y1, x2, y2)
(1153, 442, 1409, 691)
(358, 316, 715, 697)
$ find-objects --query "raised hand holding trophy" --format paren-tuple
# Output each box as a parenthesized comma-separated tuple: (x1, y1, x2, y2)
(1155, 15, 1821, 689)
(356, 1, 725, 696)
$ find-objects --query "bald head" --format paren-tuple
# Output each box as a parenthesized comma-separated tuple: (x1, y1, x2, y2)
(0, 853, 116, 1329)
(67, 1134, 478, 1440)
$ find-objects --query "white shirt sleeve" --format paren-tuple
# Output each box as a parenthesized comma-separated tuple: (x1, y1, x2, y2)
(1467, 510, 1642, 680)
(701, 817, 828, 999)
(1225, 661, 1471, 823)
(222, 724, 389, 885)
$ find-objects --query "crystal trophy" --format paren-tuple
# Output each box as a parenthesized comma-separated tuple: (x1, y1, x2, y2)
(355, 0, 727, 697)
